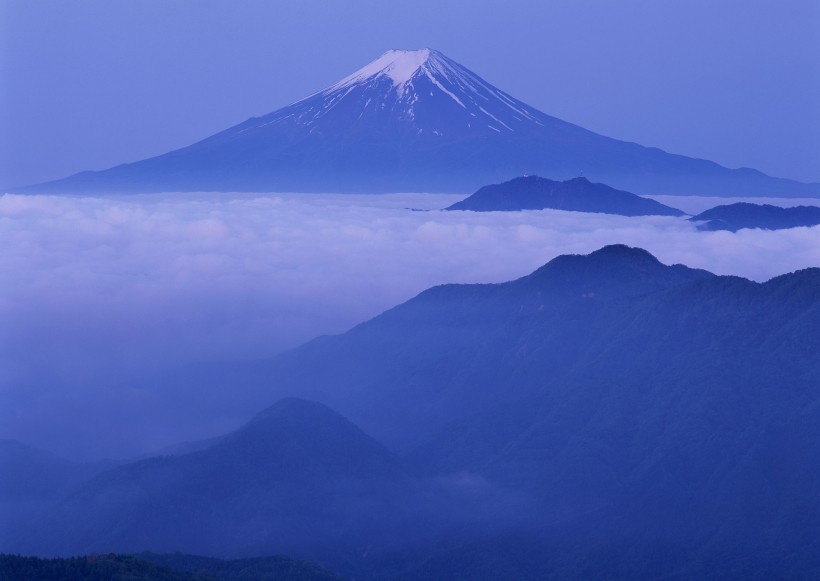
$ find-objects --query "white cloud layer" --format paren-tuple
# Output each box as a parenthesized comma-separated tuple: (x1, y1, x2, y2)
(2, 192, 819, 458)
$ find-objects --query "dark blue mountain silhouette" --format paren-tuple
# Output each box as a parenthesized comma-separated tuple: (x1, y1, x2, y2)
(445, 175, 684, 216)
(690, 202, 820, 231)
(10, 246, 820, 579)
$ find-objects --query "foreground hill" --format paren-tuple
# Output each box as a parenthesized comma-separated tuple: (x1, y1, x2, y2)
(17, 49, 820, 198)
(445, 175, 684, 216)
(9, 246, 820, 579)
(690, 201, 820, 231)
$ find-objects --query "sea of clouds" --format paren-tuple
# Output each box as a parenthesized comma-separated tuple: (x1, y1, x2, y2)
(2, 191, 819, 458)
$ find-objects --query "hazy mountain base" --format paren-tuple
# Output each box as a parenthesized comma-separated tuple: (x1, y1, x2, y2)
(5, 245, 820, 579)
(0, 440, 118, 552)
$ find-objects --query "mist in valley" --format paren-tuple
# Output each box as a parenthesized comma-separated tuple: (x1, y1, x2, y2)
(3, 192, 818, 460)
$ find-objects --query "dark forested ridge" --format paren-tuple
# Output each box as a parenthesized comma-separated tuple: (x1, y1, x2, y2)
(137, 552, 344, 580)
(0, 553, 204, 581)
(6, 245, 820, 579)
(445, 175, 684, 216)
(0, 553, 343, 581)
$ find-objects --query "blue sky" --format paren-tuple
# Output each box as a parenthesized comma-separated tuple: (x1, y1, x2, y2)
(1, 0, 819, 188)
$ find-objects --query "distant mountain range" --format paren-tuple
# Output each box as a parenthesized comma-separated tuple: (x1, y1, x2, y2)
(7, 245, 820, 579)
(690, 202, 820, 231)
(15, 49, 820, 198)
(445, 175, 684, 215)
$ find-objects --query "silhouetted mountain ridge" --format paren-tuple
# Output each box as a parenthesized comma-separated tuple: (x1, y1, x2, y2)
(518, 244, 712, 300)
(446, 176, 685, 216)
(690, 202, 820, 231)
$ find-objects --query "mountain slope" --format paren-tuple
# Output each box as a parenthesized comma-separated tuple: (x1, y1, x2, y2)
(255, 245, 719, 452)
(13, 246, 820, 579)
(18, 49, 820, 197)
(233, 246, 819, 578)
(445, 175, 685, 215)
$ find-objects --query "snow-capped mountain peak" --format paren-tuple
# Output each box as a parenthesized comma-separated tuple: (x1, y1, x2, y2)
(331, 49, 433, 91)
(27, 48, 819, 198)
(258, 48, 548, 138)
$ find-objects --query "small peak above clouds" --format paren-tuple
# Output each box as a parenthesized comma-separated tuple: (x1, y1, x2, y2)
(588, 244, 660, 262)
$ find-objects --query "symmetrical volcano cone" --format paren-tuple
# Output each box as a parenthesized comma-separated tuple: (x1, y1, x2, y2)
(21, 49, 820, 197)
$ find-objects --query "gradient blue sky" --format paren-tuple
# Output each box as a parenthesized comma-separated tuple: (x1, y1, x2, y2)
(1, 0, 819, 189)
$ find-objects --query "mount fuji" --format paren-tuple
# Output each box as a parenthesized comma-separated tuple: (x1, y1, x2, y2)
(19, 49, 820, 197)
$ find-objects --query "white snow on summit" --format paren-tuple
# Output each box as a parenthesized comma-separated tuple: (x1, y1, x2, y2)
(332, 49, 432, 91)
(258, 48, 548, 135)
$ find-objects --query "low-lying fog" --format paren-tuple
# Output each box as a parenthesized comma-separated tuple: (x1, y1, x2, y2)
(2, 191, 819, 459)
